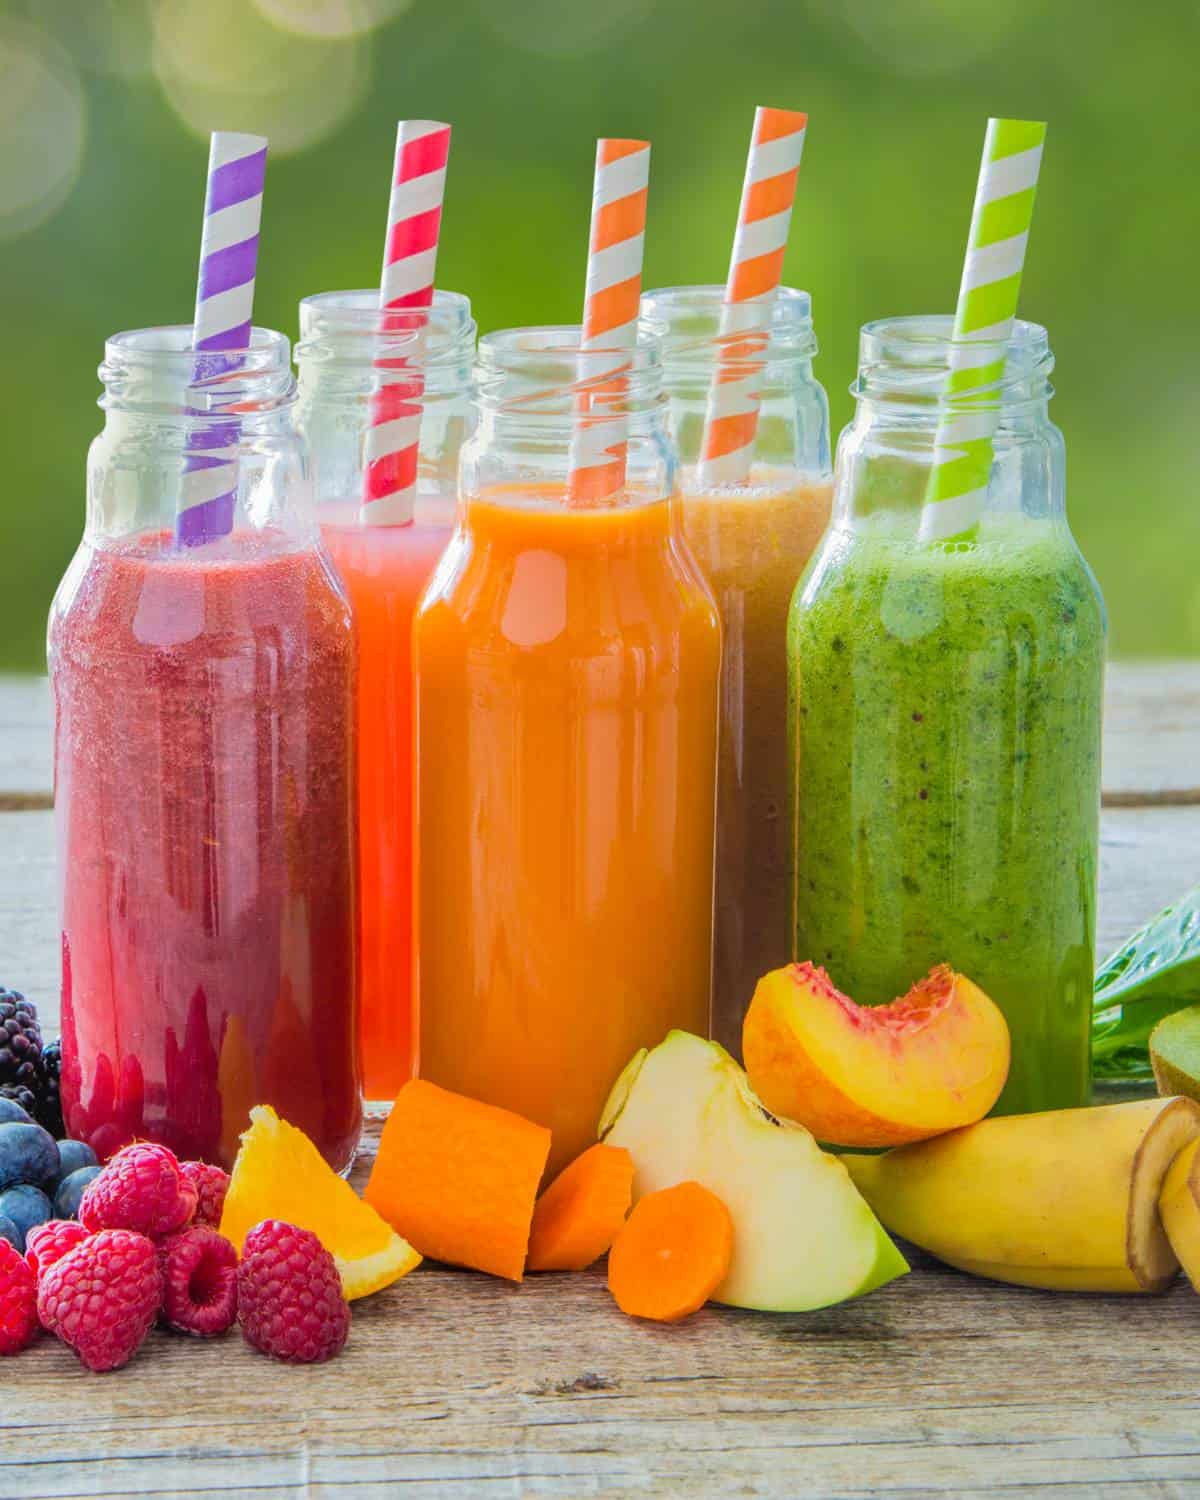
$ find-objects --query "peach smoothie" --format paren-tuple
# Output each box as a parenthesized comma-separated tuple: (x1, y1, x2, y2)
(681, 468, 833, 1054)
(415, 487, 721, 1177)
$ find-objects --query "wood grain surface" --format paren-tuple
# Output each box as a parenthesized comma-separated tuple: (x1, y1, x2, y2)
(1, 672, 1198, 1500)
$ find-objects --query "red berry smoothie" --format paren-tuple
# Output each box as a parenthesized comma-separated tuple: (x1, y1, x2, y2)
(50, 531, 361, 1171)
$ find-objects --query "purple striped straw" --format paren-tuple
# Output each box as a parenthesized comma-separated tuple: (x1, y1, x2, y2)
(176, 131, 268, 548)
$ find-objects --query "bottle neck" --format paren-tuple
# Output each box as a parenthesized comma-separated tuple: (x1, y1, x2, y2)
(834, 315, 1064, 533)
(88, 326, 310, 547)
(640, 284, 830, 483)
(463, 326, 676, 510)
(294, 289, 476, 510)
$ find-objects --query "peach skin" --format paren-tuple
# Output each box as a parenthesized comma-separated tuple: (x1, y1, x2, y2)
(742, 963, 1010, 1148)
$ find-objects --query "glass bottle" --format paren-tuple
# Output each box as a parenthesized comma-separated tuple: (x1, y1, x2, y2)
(642, 285, 832, 1056)
(415, 327, 721, 1176)
(789, 315, 1106, 1113)
(49, 325, 360, 1170)
(295, 290, 475, 1108)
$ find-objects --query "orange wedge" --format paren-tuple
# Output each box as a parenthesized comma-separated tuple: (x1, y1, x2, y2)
(219, 1105, 420, 1300)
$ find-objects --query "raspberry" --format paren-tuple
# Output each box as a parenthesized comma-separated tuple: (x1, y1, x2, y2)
(0, 1240, 38, 1355)
(180, 1161, 230, 1229)
(37, 1228, 161, 1372)
(78, 1142, 197, 1238)
(238, 1220, 349, 1364)
(25, 1220, 89, 1279)
(158, 1226, 238, 1337)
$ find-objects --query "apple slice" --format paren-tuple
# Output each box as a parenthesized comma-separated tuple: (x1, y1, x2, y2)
(1159, 1138, 1200, 1290)
(598, 1031, 908, 1312)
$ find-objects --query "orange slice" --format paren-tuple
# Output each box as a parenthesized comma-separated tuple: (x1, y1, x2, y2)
(219, 1105, 420, 1300)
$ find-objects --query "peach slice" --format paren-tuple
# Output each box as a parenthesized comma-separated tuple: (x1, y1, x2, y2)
(742, 963, 1010, 1148)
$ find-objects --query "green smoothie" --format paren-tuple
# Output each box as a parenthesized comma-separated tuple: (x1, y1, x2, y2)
(788, 514, 1105, 1114)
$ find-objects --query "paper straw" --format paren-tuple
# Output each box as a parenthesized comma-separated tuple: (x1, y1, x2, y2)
(361, 120, 451, 527)
(917, 117, 1047, 544)
(566, 138, 651, 505)
(698, 106, 807, 487)
(176, 131, 268, 549)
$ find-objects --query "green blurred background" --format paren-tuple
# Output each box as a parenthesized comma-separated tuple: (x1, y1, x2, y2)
(1, 0, 1196, 671)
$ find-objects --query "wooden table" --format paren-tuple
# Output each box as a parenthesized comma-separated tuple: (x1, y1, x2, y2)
(2, 667, 1198, 1499)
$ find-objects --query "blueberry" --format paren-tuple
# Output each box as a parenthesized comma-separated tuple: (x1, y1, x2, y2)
(54, 1164, 102, 1220)
(0, 1120, 61, 1191)
(0, 1213, 19, 1249)
(0, 1097, 32, 1126)
(51, 1139, 98, 1189)
(0, 1185, 52, 1252)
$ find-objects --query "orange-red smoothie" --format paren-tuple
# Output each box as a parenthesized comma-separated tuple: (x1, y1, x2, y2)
(320, 496, 453, 1102)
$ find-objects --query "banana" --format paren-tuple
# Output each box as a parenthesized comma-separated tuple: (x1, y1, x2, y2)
(1159, 1137, 1200, 1290)
(843, 1096, 1200, 1293)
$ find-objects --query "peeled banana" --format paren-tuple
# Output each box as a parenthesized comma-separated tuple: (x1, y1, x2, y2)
(843, 1096, 1200, 1293)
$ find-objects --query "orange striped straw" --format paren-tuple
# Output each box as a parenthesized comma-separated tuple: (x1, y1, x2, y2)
(698, 106, 807, 486)
(567, 138, 651, 505)
(361, 119, 451, 527)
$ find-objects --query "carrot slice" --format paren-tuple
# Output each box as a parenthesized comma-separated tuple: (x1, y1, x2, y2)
(364, 1080, 551, 1282)
(526, 1143, 634, 1272)
(607, 1181, 734, 1322)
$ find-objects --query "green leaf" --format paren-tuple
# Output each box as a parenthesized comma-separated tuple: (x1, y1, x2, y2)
(1092, 885, 1200, 1078)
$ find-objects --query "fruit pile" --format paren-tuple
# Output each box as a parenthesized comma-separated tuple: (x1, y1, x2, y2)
(0, 1138, 352, 1370)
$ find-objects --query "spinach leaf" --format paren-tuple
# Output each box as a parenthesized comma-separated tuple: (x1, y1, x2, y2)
(1092, 885, 1200, 1078)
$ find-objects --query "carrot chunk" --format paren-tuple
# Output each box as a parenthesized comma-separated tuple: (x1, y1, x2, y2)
(364, 1080, 551, 1282)
(607, 1181, 734, 1322)
(526, 1144, 634, 1272)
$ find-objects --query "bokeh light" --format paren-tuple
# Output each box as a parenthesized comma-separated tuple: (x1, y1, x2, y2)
(810, 0, 1025, 77)
(0, 19, 86, 243)
(27, 0, 155, 78)
(152, 0, 371, 155)
(479, 0, 653, 59)
(252, 0, 410, 40)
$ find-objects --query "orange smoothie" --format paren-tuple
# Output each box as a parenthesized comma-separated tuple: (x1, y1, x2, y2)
(415, 487, 721, 1176)
(681, 469, 833, 1054)
(321, 495, 454, 1102)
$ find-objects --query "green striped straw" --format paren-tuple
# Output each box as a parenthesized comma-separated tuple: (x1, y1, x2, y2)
(917, 117, 1047, 543)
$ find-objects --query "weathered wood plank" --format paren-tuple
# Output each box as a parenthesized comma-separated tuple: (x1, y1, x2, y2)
(1103, 661, 1200, 804)
(0, 676, 51, 808)
(3, 805, 1195, 1035)
(4, 664, 1200, 804)
(0, 1235, 1197, 1499)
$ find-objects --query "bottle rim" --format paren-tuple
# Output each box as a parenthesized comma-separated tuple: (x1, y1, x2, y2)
(99, 326, 295, 415)
(296, 288, 475, 368)
(475, 324, 666, 416)
(641, 284, 818, 366)
(853, 314, 1054, 411)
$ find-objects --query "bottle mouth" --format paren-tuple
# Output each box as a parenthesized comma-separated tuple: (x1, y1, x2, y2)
(475, 325, 667, 417)
(296, 288, 476, 368)
(641, 284, 818, 368)
(853, 314, 1054, 409)
(99, 326, 295, 414)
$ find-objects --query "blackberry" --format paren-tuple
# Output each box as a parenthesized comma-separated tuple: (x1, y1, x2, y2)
(0, 1085, 37, 1120)
(0, 991, 43, 1096)
(38, 1040, 64, 1139)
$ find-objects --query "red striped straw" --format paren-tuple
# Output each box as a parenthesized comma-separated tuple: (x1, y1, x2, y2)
(361, 120, 451, 527)
(567, 138, 651, 505)
(698, 107, 807, 487)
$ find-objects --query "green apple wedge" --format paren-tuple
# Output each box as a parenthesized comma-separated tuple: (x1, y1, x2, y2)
(598, 1030, 908, 1311)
